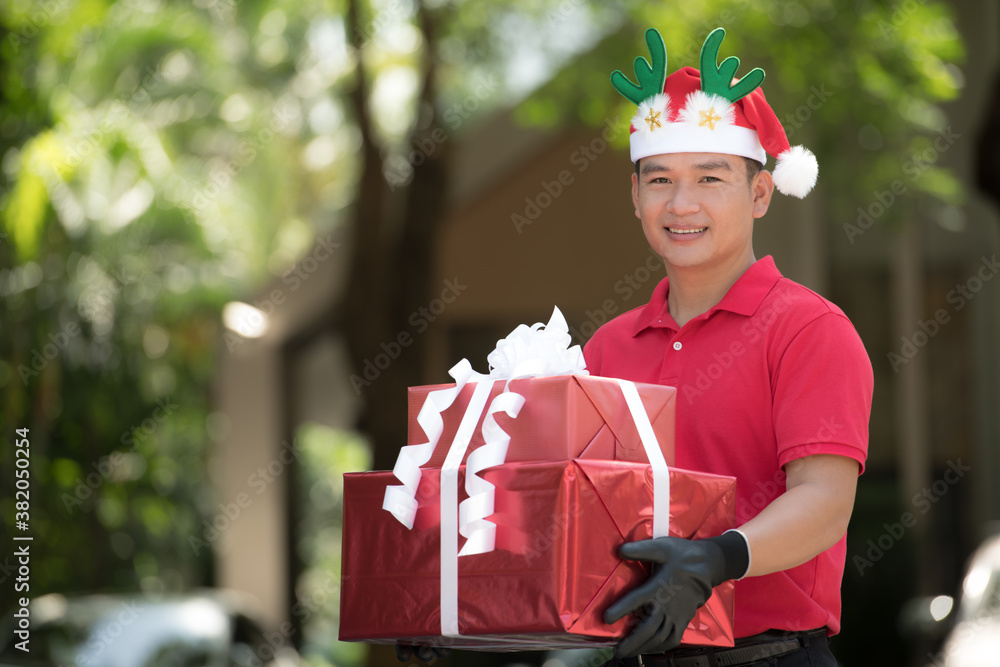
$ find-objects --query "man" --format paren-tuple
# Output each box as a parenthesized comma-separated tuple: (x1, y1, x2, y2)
(584, 28, 873, 666)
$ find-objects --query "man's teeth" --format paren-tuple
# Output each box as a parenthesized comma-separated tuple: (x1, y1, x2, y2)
(667, 227, 706, 234)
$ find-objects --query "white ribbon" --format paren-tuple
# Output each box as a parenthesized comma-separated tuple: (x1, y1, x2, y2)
(616, 378, 671, 538)
(440, 378, 497, 636)
(383, 359, 477, 529)
(382, 306, 594, 637)
(486, 307, 588, 381)
(459, 390, 525, 556)
(383, 307, 587, 534)
(440, 377, 669, 639)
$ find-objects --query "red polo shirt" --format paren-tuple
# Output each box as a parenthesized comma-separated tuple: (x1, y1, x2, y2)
(583, 256, 873, 637)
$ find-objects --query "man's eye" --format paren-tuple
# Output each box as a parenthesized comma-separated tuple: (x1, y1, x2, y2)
(702, 176, 720, 182)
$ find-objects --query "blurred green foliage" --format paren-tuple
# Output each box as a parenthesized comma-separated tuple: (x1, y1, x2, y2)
(0, 0, 359, 618)
(294, 423, 370, 666)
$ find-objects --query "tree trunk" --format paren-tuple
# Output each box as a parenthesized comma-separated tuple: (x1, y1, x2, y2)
(341, 0, 450, 473)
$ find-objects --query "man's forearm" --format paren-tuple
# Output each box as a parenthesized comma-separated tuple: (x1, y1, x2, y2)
(737, 454, 860, 578)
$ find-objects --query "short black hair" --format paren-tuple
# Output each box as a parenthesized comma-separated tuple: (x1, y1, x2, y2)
(743, 157, 762, 183)
(634, 156, 763, 186)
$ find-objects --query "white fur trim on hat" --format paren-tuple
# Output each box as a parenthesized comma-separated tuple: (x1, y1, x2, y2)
(678, 90, 735, 129)
(772, 146, 818, 198)
(631, 93, 672, 139)
(630, 123, 767, 164)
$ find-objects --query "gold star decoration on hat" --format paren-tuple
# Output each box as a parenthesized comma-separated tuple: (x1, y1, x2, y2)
(645, 107, 662, 131)
(698, 107, 721, 130)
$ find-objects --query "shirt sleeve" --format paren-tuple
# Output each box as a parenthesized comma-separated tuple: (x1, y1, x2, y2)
(771, 312, 874, 473)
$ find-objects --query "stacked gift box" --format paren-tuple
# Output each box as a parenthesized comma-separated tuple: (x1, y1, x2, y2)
(339, 370, 737, 650)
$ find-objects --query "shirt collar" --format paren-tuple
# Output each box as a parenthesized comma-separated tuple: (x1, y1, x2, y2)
(632, 255, 783, 336)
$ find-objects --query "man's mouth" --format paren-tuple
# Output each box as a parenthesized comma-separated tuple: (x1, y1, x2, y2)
(666, 227, 707, 235)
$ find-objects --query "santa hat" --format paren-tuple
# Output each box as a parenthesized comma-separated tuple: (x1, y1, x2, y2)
(611, 27, 818, 198)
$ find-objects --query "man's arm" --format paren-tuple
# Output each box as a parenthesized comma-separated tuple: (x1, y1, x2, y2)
(602, 452, 861, 657)
(739, 453, 860, 577)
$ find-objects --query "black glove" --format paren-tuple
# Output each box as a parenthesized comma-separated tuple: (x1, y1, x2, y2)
(394, 644, 450, 663)
(603, 531, 749, 658)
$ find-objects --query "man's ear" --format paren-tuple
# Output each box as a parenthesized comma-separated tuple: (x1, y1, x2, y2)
(752, 169, 774, 219)
(631, 171, 640, 218)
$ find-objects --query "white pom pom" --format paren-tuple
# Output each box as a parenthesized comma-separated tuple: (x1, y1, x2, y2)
(772, 146, 818, 198)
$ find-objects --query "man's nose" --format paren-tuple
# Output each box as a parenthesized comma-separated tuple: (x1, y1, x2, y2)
(665, 181, 700, 216)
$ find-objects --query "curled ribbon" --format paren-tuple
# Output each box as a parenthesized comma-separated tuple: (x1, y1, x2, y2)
(460, 306, 587, 555)
(381, 306, 588, 638)
(382, 306, 587, 535)
(458, 390, 525, 556)
(382, 359, 476, 529)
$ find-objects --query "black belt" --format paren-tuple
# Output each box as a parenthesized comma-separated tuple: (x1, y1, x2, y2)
(636, 628, 827, 667)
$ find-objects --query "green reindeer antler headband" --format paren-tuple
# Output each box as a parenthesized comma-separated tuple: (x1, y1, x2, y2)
(611, 27, 765, 106)
(610, 28, 668, 106)
(699, 28, 765, 102)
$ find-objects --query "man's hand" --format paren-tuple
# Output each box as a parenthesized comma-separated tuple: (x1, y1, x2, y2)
(603, 532, 748, 658)
(394, 644, 450, 663)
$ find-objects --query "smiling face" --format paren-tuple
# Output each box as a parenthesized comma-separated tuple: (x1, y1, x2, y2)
(631, 152, 773, 277)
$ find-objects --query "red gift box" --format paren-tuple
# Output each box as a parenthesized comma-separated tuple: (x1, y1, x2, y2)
(339, 459, 736, 650)
(407, 375, 677, 467)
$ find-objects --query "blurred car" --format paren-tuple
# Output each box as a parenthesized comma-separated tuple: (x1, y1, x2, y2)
(0, 589, 300, 667)
(901, 533, 1000, 667)
(934, 533, 1000, 667)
